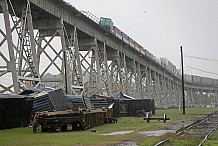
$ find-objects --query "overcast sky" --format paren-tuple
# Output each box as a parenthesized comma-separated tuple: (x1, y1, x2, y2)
(66, 0, 218, 79)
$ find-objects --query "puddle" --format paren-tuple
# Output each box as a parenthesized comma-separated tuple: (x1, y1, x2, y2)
(113, 142, 138, 146)
(100, 130, 134, 136)
(139, 130, 176, 137)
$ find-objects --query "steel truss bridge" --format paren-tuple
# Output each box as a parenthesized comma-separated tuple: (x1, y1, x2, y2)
(0, 0, 218, 108)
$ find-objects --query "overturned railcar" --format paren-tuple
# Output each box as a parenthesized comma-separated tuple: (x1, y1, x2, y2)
(33, 89, 70, 113)
(33, 109, 112, 133)
(0, 94, 33, 129)
(32, 90, 116, 132)
(112, 92, 155, 117)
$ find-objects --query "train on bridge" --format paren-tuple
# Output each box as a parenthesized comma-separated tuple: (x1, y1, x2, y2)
(88, 16, 179, 77)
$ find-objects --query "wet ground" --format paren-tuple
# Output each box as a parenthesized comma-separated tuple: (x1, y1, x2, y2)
(100, 130, 134, 136)
(101, 130, 176, 146)
(101, 129, 176, 137)
(139, 130, 176, 137)
(99, 115, 210, 146)
(113, 141, 139, 146)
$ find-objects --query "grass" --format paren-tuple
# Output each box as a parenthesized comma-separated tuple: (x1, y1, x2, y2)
(169, 136, 202, 146)
(0, 107, 217, 146)
(203, 128, 218, 146)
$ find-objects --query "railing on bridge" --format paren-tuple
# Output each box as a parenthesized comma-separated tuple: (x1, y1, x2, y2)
(81, 11, 100, 24)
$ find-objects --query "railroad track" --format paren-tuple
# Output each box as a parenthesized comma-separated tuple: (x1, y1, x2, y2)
(154, 111, 218, 146)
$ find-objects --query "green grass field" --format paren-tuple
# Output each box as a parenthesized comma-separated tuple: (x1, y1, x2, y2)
(0, 107, 217, 146)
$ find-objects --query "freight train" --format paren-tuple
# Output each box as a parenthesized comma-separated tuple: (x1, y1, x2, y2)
(99, 17, 216, 86)
(99, 17, 177, 77)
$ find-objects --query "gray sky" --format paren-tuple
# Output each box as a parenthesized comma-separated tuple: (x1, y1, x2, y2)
(66, 0, 218, 79)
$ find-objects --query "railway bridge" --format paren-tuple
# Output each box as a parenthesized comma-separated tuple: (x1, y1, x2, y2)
(0, 0, 217, 108)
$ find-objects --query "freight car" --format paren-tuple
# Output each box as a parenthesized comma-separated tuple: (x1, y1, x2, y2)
(0, 94, 33, 129)
(33, 110, 86, 132)
(184, 75, 215, 87)
(160, 58, 177, 75)
(112, 98, 155, 117)
(112, 92, 155, 117)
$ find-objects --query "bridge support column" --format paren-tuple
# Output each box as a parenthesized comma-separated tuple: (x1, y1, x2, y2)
(194, 88, 199, 107)
(147, 68, 152, 99)
(88, 39, 102, 95)
(59, 21, 71, 94)
(152, 71, 157, 101)
(101, 43, 111, 95)
(155, 72, 161, 106)
(125, 60, 137, 97)
(201, 89, 205, 107)
(137, 63, 142, 98)
(171, 81, 177, 108)
(145, 67, 149, 99)
(150, 70, 155, 99)
(165, 77, 170, 108)
(159, 74, 164, 108)
(121, 55, 128, 95)
(140, 66, 148, 99)
(175, 83, 181, 108)
(35, 19, 71, 93)
(196, 89, 200, 107)
(190, 87, 194, 107)
(133, 60, 138, 98)
(168, 79, 174, 107)
(0, 0, 19, 93)
(108, 51, 124, 95)
(15, 1, 39, 89)
(186, 87, 190, 107)
(161, 76, 168, 108)
(66, 27, 83, 95)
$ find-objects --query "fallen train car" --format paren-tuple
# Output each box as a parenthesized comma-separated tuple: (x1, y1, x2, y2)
(112, 92, 155, 117)
(33, 109, 113, 133)
(0, 94, 33, 129)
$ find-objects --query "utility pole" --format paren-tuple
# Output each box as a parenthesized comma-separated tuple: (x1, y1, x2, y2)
(181, 46, 185, 114)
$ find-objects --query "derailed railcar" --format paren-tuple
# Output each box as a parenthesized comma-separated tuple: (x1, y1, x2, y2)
(32, 89, 117, 133)
(33, 109, 111, 133)
(33, 89, 70, 113)
(84, 109, 107, 129)
(112, 99, 155, 117)
(0, 94, 33, 129)
(112, 93, 155, 117)
(34, 110, 86, 132)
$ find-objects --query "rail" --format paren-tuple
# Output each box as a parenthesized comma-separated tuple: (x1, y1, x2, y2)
(154, 111, 218, 146)
(198, 124, 218, 146)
